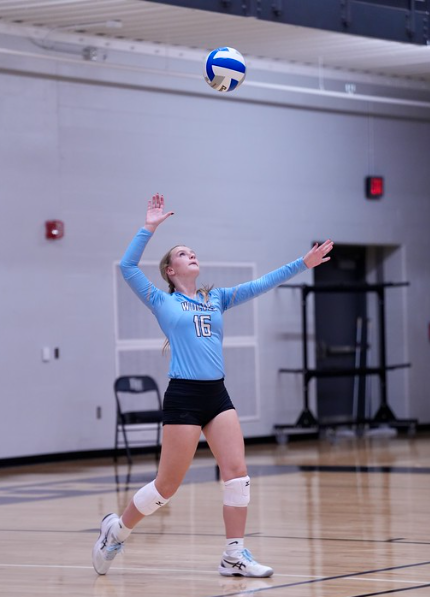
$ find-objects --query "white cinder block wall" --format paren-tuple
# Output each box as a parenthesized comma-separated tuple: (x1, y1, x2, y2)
(0, 33, 429, 459)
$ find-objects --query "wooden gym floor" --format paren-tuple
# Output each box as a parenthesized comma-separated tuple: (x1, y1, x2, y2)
(1, 434, 430, 597)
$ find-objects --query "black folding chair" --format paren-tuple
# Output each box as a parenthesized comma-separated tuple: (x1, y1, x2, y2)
(114, 375, 163, 466)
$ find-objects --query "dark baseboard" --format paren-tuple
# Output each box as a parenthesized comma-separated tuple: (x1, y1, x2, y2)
(0, 435, 277, 469)
(0, 448, 121, 469)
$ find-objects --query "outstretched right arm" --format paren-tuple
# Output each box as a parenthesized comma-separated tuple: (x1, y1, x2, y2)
(120, 193, 174, 311)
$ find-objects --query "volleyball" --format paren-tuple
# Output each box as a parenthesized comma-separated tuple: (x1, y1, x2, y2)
(204, 47, 246, 93)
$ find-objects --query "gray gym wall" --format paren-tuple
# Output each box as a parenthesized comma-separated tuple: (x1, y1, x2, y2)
(1, 32, 429, 459)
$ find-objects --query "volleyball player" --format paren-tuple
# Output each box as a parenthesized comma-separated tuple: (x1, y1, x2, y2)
(92, 193, 333, 577)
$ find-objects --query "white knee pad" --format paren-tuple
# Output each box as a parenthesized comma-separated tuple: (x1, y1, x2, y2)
(223, 476, 250, 507)
(133, 480, 170, 516)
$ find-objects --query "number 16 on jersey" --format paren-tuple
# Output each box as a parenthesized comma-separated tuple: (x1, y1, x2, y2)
(193, 315, 212, 337)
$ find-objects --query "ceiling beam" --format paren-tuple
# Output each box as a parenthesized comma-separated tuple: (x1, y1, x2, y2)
(144, 0, 430, 45)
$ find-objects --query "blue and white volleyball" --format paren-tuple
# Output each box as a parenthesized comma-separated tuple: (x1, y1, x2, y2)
(204, 47, 246, 92)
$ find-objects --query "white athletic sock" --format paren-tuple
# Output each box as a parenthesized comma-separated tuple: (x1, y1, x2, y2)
(225, 538, 244, 557)
(111, 517, 132, 543)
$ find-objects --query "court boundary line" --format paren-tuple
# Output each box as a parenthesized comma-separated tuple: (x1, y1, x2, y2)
(347, 584, 430, 596)
(1, 558, 429, 577)
(1, 560, 430, 597)
(207, 560, 430, 597)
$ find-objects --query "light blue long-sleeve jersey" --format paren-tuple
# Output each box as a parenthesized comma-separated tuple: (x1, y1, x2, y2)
(120, 228, 307, 380)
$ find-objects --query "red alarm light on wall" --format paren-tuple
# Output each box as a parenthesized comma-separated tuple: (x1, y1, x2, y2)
(365, 176, 384, 199)
(45, 220, 64, 240)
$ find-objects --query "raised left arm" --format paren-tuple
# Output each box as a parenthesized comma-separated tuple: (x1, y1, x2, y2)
(220, 257, 307, 310)
(220, 240, 334, 310)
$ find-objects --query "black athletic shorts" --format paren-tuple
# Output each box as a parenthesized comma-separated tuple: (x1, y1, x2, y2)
(162, 378, 235, 428)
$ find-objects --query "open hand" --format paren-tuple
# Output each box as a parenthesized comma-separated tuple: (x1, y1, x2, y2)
(303, 240, 334, 269)
(145, 193, 174, 233)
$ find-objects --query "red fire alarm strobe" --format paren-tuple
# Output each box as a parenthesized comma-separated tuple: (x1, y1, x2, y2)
(365, 176, 384, 199)
(45, 220, 65, 240)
